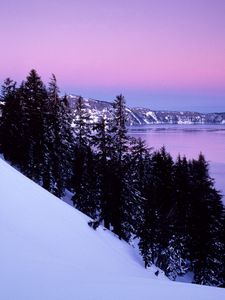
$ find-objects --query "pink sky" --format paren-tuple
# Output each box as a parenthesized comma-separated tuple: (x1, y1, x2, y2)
(0, 0, 225, 111)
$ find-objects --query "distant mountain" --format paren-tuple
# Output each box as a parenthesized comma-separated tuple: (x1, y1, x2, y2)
(68, 95, 225, 125)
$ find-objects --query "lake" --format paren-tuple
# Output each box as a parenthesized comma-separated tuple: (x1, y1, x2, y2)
(129, 125, 225, 203)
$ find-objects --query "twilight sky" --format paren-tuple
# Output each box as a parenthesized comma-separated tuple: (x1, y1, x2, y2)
(0, 0, 225, 112)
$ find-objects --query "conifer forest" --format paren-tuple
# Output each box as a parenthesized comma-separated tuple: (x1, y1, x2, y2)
(0, 70, 224, 287)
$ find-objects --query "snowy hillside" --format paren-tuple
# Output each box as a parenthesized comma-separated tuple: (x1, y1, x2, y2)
(0, 158, 224, 300)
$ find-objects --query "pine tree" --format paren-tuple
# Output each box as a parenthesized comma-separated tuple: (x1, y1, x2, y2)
(222, 216, 225, 287)
(111, 94, 128, 163)
(137, 147, 173, 268)
(73, 96, 91, 147)
(44, 75, 73, 197)
(129, 137, 154, 242)
(109, 94, 131, 240)
(72, 96, 98, 218)
(166, 155, 192, 278)
(144, 147, 174, 270)
(93, 116, 114, 228)
(138, 200, 160, 268)
(152, 147, 174, 254)
(21, 69, 48, 182)
(129, 137, 152, 193)
(0, 78, 19, 163)
(159, 235, 185, 280)
(189, 154, 225, 286)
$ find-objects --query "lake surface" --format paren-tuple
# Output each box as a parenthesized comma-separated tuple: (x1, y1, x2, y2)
(129, 125, 225, 203)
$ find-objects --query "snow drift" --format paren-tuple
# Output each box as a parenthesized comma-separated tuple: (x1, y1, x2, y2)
(0, 158, 224, 299)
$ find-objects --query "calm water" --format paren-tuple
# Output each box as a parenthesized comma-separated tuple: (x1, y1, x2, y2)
(129, 125, 225, 202)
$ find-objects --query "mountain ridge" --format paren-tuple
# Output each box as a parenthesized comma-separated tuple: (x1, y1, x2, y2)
(68, 95, 225, 125)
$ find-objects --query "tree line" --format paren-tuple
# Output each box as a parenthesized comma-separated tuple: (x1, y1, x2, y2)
(0, 70, 224, 287)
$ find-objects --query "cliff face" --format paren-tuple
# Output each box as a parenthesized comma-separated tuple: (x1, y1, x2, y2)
(68, 95, 225, 125)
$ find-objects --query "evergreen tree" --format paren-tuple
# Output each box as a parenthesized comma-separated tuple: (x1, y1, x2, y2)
(111, 94, 128, 163)
(129, 137, 154, 243)
(0, 78, 16, 101)
(159, 234, 189, 280)
(189, 154, 224, 286)
(93, 116, 114, 228)
(222, 216, 225, 287)
(138, 199, 160, 268)
(21, 69, 48, 182)
(152, 147, 174, 263)
(108, 94, 132, 240)
(73, 96, 91, 147)
(0, 78, 20, 163)
(92, 95, 141, 241)
(72, 96, 98, 218)
(129, 137, 152, 194)
(165, 155, 192, 278)
(138, 147, 173, 268)
(138, 147, 175, 269)
(44, 75, 73, 197)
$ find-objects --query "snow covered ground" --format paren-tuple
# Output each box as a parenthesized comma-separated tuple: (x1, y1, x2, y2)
(0, 158, 224, 299)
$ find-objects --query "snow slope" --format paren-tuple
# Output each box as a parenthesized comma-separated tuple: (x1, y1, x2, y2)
(0, 158, 224, 300)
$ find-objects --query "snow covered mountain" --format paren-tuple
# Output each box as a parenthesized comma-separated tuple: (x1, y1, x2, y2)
(0, 158, 224, 299)
(68, 95, 225, 125)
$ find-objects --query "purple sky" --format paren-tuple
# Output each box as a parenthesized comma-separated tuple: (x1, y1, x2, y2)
(0, 0, 225, 112)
